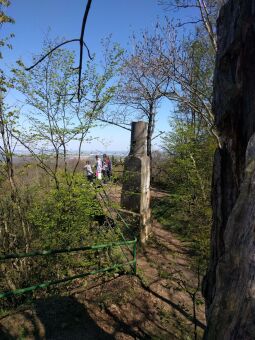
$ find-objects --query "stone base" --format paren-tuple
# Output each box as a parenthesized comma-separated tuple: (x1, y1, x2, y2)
(121, 156, 141, 213)
(121, 155, 151, 243)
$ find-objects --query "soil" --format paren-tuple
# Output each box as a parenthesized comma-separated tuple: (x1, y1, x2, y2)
(0, 188, 206, 339)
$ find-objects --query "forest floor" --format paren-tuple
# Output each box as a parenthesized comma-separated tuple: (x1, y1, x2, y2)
(0, 187, 206, 340)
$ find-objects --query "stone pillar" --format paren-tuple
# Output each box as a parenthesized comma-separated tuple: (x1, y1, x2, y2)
(121, 121, 151, 243)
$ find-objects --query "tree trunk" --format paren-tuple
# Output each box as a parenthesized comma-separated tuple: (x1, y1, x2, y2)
(203, 1, 255, 338)
(147, 103, 155, 159)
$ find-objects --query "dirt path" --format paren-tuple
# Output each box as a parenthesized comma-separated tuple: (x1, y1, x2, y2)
(0, 224, 205, 339)
(0, 187, 206, 339)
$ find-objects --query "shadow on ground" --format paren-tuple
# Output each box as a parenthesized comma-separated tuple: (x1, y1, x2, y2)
(0, 295, 113, 340)
(0, 205, 206, 339)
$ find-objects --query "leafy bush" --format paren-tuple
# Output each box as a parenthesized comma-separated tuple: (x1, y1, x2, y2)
(0, 172, 121, 305)
(28, 174, 103, 249)
(152, 120, 215, 271)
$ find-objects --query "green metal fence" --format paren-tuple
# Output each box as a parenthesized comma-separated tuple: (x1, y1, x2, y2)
(0, 238, 137, 299)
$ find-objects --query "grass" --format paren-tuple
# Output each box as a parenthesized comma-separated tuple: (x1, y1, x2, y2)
(151, 195, 210, 272)
(0, 308, 10, 318)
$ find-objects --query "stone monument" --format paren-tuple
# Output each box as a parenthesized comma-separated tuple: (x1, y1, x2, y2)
(121, 121, 151, 243)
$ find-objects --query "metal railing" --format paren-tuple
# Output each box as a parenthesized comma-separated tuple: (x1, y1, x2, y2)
(0, 238, 137, 299)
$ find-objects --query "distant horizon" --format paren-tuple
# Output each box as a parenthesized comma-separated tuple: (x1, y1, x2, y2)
(3, 0, 172, 152)
(11, 147, 163, 157)
(12, 149, 129, 155)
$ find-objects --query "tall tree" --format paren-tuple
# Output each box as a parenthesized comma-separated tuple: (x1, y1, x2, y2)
(155, 0, 225, 145)
(0, 0, 16, 190)
(113, 34, 169, 158)
(102, 6, 220, 157)
(13, 39, 121, 189)
(159, 0, 226, 51)
(0, 1, 31, 287)
(154, 19, 220, 144)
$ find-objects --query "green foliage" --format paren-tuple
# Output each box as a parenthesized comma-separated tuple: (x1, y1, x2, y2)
(28, 174, 103, 249)
(13, 43, 90, 143)
(0, 32, 125, 306)
(0, 0, 14, 89)
(162, 120, 214, 198)
(151, 3, 217, 272)
(153, 120, 216, 271)
(0, 161, 136, 309)
(11, 38, 123, 189)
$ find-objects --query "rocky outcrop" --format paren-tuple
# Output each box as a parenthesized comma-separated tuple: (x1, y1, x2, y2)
(203, 1, 255, 338)
(205, 134, 255, 339)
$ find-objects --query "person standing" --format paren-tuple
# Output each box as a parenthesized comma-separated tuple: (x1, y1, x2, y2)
(106, 155, 112, 180)
(84, 160, 94, 182)
(103, 154, 112, 182)
(95, 155, 103, 180)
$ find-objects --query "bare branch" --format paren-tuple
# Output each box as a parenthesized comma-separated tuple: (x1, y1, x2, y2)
(83, 41, 93, 60)
(152, 131, 165, 140)
(77, 0, 93, 101)
(177, 19, 202, 27)
(198, 0, 217, 51)
(97, 117, 131, 131)
(25, 0, 93, 102)
(25, 39, 80, 71)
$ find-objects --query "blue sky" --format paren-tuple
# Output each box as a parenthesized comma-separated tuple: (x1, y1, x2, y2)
(2, 0, 190, 152)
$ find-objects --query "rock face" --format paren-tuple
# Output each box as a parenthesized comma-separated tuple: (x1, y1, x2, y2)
(203, 1, 255, 338)
(121, 121, 151, 243)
